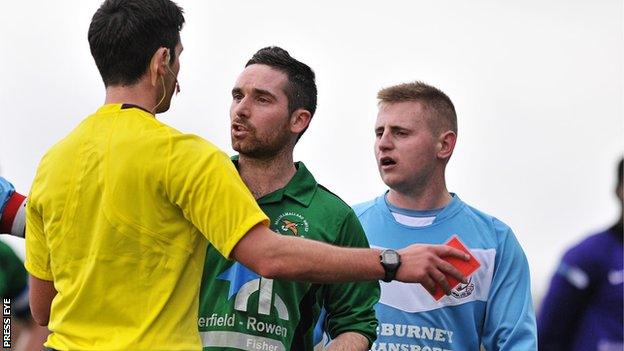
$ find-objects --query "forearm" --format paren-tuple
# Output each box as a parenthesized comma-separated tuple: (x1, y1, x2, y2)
(232, 224, 468, 287)
(28, 275, 57, 326)
(233, 225, 384, 283)
(327, 332, 369, 351)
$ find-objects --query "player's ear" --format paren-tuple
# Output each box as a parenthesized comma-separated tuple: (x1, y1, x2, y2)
(437, 130, 456, 160)
(290, 109, 311, 135)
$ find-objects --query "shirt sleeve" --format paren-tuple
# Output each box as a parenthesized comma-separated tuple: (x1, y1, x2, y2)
(322, 210, 380, 346)
(164, 133, 268, 259)
(537, 239, 596, 350)
(482, 221, 537, 350)
(24, 182, 53, 281)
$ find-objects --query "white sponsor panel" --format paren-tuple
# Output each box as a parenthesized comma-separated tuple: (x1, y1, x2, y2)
(200, 330, 285, 351)
(372, 245, 496, 312)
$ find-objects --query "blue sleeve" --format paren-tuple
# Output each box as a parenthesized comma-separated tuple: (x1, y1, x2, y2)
(0, 176, 16, 214)
(482, 222, 538, 350)
(537, 240, 596, 350)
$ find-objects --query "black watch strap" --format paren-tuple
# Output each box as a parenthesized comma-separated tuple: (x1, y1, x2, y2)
(380, 249, 401, 282)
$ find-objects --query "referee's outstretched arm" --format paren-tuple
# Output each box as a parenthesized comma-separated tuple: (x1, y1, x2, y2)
(231, 222, 469, 294)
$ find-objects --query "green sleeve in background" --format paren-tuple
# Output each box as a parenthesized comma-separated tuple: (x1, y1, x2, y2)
(0, 240, 27, 299)
(322, 210, 380, 346)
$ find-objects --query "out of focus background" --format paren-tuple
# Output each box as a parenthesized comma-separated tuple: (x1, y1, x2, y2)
(0, 0, 622, 315)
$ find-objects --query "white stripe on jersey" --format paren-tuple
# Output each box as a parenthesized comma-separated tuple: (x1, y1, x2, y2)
(390, 212, 436, 227)
(373, 245, 496, 313)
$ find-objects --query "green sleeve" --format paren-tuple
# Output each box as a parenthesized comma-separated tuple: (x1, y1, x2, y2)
(0, 241, 27, 299)
(322, 210, 380, 346)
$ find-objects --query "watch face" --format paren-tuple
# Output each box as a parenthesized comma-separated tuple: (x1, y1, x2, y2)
(383, 251, 399, 264)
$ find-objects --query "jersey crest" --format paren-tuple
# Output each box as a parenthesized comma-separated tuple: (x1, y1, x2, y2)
(275, 212, 309, 237)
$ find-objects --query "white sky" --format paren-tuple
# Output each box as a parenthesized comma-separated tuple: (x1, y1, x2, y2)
(0, 0, 622, 303)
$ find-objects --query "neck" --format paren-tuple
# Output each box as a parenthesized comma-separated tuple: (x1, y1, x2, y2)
(237, 150, 296, 199)
(104, 82, 157, 113)
(386, 174, 451, 210)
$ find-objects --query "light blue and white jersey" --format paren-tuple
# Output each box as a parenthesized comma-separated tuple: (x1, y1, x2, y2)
(356, 193, 537, 351)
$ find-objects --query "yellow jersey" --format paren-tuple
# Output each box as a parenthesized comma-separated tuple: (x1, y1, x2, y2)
(25, 104, 268, 350)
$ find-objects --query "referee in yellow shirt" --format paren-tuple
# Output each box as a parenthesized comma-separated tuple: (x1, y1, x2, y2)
(25, 1, 470, 350)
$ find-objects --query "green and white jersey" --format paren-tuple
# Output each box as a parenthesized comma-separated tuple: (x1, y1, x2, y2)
(198, 161, 379, 351)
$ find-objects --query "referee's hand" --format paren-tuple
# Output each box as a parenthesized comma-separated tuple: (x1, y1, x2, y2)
(396, 244, 469, 295)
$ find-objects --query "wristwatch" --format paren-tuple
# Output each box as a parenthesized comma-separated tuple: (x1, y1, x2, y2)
(380, 249, 401, 282)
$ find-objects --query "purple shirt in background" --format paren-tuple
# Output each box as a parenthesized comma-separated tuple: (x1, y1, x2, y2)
(538, 223, 623, 351)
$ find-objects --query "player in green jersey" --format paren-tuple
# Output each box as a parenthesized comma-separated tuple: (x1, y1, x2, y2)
(198, 47, 379, 351)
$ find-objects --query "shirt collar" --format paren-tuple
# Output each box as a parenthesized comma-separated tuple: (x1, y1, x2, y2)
(231, 156, 317, 207)
(376, 192, 463, 227)
(96, 103, 154, 117)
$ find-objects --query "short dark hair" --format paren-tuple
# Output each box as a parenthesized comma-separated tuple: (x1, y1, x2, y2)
(246, 47, 317, 140)
(377, 81, 457, 134)
(88, 0, 185, 87)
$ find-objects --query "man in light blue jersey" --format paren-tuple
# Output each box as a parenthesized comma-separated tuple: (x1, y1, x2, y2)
(357, 81, 537, 350)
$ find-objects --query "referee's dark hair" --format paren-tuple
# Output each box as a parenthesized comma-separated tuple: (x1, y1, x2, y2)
(246, 47, 317, 141)
(88, 0, 185, 87)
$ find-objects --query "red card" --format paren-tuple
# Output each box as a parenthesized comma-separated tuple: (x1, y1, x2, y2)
(431, 235, 481, 300)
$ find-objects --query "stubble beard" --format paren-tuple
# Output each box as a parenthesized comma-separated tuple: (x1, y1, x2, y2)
(382, 167, 433, 196)
(234, 127, 293, 160)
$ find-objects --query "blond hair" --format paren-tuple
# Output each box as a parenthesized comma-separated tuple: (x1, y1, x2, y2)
(377, 81, 457, 134)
